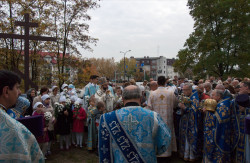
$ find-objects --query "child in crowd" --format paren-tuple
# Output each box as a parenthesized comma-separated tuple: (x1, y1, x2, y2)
(114, 87, 123, 110)
(70, 95, 78, 146)
(32, 102, 49, 159)
(41, 94, 55, 155)
(87, 96, 97, 150)
(115, 86, 122, 98)
(95, 101, 105, 130)
(93, 101, 105, 155)
(72, 99, 86, 148)
(56, 96, 72, 150)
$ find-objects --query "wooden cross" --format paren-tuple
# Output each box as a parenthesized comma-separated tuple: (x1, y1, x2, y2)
(0, 13, 56, 92)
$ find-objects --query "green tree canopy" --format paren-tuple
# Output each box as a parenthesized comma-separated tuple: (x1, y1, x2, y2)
(174, 0, 250, 79)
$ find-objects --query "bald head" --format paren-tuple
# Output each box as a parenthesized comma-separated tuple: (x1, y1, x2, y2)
(150, 81, 158, 91)
(122, 85, 141, 105)
(122, 85, 141, 100)
(215, 84, 225, 91)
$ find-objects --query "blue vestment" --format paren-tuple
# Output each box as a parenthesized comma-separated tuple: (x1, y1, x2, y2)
(108, 85, 115, 96)
(203, 97, 237, 163)
(87, 105, 98, 150)
(99, 106, 171, 163)
(179, 90, 200, 159)
(0, 106, 44, 162)
(84, 83, 99, 98)
(234, 100, 250, 163)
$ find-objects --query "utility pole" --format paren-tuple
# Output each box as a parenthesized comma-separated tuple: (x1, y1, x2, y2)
(120, 50, 131, 81)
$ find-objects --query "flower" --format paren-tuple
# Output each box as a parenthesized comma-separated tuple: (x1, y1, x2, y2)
(55, 103, 64, 112)
(73, 101, 81, 116)
(54, 103, 64, 118)
(63, 88, 68, 93)
(66, 98, 71, 106)
(54, 102, 59, 107)
(44, 112, 52, 121)
(74, 101, 80, 109)
(85, 96, 90, 102)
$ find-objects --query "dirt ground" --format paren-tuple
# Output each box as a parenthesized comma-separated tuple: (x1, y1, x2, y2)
(46, 143, 201, 163)
(46, 143, 99, 163)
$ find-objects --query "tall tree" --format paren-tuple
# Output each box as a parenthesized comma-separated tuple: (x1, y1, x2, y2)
(0, 0, 100, 88)
(174, 0, 249, 78)
(76, 59, 98, 88)
(0, 0, 24, 70)
(89, 57, 117, 80)
(117, 57, 137, 80)
(51, 0, 99, 88)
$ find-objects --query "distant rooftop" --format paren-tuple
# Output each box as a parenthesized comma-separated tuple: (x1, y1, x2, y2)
(130, 56, 161, 60)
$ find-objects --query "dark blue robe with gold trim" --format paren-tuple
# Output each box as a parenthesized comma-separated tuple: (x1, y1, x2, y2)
(203, 97, 238, 163)
(234, 99, 250, 163)
(179, 90, 200, 158)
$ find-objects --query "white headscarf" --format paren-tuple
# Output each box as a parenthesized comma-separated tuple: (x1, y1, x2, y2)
(33, 102, 44, 110)
(61, 84, 68, 90)
(59, 96, 66, 103)
(41, 94, 50, 101)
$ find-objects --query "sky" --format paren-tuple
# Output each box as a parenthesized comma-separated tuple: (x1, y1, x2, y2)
(83, 0, 194, 62)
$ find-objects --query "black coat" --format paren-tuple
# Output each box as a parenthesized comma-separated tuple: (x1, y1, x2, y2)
(56, 106, 72, 135)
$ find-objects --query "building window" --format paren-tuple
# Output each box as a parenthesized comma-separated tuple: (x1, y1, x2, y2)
(164, 71, 165, 74)
(164, 66, 165, 68)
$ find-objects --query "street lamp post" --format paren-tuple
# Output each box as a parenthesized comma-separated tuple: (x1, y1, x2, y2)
(120, 50, 131, 81)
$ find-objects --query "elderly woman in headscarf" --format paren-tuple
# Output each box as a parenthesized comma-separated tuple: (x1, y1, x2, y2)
(50, 86, 60, 109)
(25, 88, 37, 116)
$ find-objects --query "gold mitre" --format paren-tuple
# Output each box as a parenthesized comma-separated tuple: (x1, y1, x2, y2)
(204, 99, 217, 112)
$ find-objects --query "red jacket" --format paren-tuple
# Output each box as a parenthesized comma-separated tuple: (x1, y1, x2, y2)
(200, 93, 210, 101)
(72, 107, 86, 133)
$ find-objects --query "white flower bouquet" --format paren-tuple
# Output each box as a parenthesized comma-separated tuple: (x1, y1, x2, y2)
(66, 98, 71, 106)
(44, 112, 52, 121)
(55, 102, 64, 118)
(63, 88, 68, 93)
(74, 101, 80, 109)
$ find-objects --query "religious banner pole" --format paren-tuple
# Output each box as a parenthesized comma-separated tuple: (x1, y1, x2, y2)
(0, 13, 57, 92)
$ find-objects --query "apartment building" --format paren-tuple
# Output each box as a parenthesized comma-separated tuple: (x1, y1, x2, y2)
(131, 56, 178, 80)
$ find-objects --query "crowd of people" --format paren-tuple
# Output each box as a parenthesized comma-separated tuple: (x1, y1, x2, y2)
(0, 69, 249, 163)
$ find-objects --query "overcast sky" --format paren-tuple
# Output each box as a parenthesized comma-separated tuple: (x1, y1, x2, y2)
(83, 0, 194, 62)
